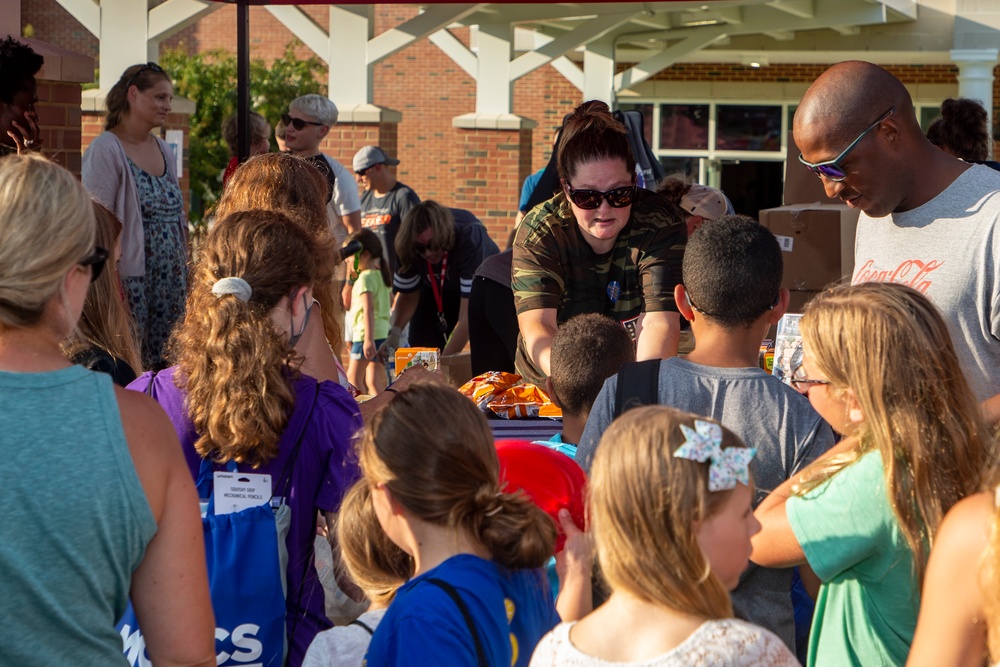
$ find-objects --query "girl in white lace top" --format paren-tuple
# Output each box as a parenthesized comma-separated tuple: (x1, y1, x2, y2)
(529, 406, 799, 667)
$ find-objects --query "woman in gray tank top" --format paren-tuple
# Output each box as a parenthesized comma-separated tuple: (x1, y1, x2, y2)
(0, 154, 215, 667)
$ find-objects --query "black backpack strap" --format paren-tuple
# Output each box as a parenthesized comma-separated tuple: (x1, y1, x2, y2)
(425, 578, 489, 667)
(349, 619, 375, 636)
(612, 359, 661, 418)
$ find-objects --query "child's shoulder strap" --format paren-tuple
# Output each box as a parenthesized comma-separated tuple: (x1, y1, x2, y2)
(424, 577, 488, 667)
(613, 359, 661, 419)
(348, 618, 375, 636)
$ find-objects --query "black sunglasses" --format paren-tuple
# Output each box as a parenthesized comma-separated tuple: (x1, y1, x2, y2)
(798, 107, 895, 182)
(124, 62, 167, 90)
(566, 184, 636, 210)
(355, 164, 383, 177)
(281, 113, 326, 131)
(80, 247, 109, 282)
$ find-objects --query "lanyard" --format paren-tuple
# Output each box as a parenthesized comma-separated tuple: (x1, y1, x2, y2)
(426, 252, 448, 315)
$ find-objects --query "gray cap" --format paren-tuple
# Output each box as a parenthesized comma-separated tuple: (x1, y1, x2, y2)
(353, 145, 400, 172)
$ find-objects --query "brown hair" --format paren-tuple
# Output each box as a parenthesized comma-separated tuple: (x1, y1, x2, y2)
(655, 174, 692, 206)
(62, 202, 143, 374)
(557, 100, 636, 184)
(590, 406, 747, 618)
(794, 282, 991, 589)
(222, 111, 271, 156)
(169, 209, 328, 467)
(550, 313, 634, 417)
(336, 481, 413, 607)
(104, 63, 172, 131)
(358, 382, 555, 570)
(0, 154, 95, 328)
(215, 152, 342, 353)
(395, 200, 456, 274)
(926, 97, 991, 162)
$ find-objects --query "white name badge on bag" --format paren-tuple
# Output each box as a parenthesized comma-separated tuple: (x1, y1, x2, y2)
(213, 472, 271, 515)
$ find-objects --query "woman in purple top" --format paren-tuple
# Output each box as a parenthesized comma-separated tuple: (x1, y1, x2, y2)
(129, 209, 362, 667)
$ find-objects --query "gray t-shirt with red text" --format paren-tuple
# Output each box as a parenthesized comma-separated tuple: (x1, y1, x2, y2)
(853, 164, 1000, 401)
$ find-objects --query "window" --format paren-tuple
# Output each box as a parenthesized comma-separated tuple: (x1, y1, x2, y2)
(716, 105, 782, 151)
(659, 104, 709, 150)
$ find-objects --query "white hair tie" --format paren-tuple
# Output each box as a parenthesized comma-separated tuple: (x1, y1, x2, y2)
(211, 277, 252, 303)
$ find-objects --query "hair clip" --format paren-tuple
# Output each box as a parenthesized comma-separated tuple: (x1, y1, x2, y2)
(674, 420, 756, 492)
(212, 276, 252, 303)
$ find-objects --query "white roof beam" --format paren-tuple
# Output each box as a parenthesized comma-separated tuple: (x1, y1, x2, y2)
(50, 0, 99, 38)
(265, 5, 329, 64)
(509, 12, 636, 80)
(615, 29, 730, 91)
(831, 24, 862, 35)
(429, 29, 477, 79)
(767, 0, 815, 20)
(148, 0, 220, 42)
(368, 4, 485, 64)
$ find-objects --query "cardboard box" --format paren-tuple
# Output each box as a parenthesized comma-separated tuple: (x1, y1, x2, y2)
(759, 204, 859, 291)
(783, 131, 840, 206)
(440, 352, 473, 388)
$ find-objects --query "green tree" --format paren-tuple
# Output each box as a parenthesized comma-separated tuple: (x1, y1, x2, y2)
(160, 43, 326, 227)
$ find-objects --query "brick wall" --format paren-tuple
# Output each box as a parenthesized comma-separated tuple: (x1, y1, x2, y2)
(36, 79, 83, 174)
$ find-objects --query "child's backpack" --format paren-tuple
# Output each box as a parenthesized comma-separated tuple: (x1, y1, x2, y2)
(119, 382, 318, 667)
(612, 359, 661, 418)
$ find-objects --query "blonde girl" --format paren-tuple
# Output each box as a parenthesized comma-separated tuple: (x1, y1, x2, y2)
(752, 282, 990, 667)
(351, 382, 560, 667)
(531, 406, 797, 666)
(302, 482, 412, 667)
(344, 229, 391, 395)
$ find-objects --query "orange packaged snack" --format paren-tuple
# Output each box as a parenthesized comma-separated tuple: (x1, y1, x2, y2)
(487, 384, 562, 420)
(458, 371, 522, 411)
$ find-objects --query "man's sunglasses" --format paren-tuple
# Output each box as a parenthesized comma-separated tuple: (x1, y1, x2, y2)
(281, 113, 326, 131)
(124, 62, 167, 90)
(798, 107, 895, 182)
(565, 184, 637, 210)
(355, 165, 379, 177)
(80, 247, 109, 282)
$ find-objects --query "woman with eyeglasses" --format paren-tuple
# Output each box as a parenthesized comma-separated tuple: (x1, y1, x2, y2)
(82, 61, 186, 372)
(380, 200, 499, 356)
(751, 282, 991, 667)
(61, 201, 144, 386)
(129, 209, 363, 667)
(0, 154, 215, 666)
(511, 100, 687, 386)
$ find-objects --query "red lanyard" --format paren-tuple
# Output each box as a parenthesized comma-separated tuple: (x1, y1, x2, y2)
(426, 252, 448, 315)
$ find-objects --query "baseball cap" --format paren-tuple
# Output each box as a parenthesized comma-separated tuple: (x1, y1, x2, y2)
(353, 146, 400, 173)
(680, 184, 731, 220)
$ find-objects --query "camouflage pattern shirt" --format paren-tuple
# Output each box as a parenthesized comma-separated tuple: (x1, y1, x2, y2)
(511, 188, 686, 385)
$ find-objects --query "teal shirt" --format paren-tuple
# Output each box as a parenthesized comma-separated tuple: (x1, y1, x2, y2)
(787, 450, 918, 667)
(351, 268, 391, 342)
(0, 365, 157, 665)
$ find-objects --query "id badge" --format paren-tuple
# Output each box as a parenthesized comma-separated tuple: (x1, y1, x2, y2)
(213, 471, 271, 515)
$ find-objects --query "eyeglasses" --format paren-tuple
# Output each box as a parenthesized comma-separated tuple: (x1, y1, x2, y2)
(80, 247, 109, 282)
(355, 164, 381, 177)
(788, 355, 831, 393)
(798, 107, 895, 182)
(565, 184, 636, 210)
(124, 62, 167, 91)
(281, 113, 326, 131)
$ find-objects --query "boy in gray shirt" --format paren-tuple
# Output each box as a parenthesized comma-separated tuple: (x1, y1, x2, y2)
(578, 215, 835, 651)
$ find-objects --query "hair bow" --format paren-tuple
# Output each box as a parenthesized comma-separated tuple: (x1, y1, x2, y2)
(674, 420, 756, 492)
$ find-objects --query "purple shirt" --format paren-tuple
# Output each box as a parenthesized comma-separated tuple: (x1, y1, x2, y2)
(128, 366, 363, 667)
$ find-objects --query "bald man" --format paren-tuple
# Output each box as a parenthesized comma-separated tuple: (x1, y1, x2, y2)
(795, 61, 1000, 422)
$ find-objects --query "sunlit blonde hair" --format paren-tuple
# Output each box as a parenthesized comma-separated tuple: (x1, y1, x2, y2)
(0, 154, 95, 329)
(358, 382, 555, 570)
(62, 202, 143, 375)
(336, 481, 413, 607)
(590, 406, 748, 619)
(794, 282, 990, 589)
(215, 152, 342, 353)
(169, 209, 328, 467)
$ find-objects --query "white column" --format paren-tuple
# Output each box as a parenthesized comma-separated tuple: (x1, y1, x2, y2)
(99, 0, 156, 91)
(949, 48, 998, 136)
(476, 23, 513, 115)
(329, 5, 373, 106)
(583, 38, 615, 106)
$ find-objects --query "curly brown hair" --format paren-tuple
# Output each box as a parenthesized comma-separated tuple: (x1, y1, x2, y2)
(170, 209, 329, 467)
(215, 152, 342, 354)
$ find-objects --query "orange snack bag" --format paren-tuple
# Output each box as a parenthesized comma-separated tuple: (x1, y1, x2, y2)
(488, 383, 561, 419)
(458, 371, 522, 411)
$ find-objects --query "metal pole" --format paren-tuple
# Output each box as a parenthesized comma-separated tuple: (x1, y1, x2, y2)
(237, 0, 250, 162)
